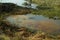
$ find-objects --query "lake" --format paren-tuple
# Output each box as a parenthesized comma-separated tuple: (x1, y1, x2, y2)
(5, 14, 60, 34)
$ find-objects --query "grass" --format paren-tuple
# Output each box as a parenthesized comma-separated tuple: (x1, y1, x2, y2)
(30, 0, 60, 20)
(0, 34, 10, 40)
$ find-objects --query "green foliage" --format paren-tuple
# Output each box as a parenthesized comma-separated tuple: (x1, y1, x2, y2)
(0, 35, 10, 40)
(30, 0, 60, 19)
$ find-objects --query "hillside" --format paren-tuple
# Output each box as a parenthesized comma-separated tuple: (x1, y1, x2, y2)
(0, 3, 31, 21)
(30, 0, 60, 19)
(32, 0, 60, 6)
(0, 3, 31, 15)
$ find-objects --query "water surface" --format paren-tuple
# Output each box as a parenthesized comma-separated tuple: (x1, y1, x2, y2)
(5, 14, 60, 34)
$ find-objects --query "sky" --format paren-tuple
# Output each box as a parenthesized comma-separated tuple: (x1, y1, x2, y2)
(0, 0, 26, 6)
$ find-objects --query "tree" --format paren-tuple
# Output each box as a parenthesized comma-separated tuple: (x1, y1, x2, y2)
(23, 0, 32, 8)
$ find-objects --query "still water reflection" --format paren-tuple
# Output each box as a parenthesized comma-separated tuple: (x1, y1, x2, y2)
(5, 14, 60, 33)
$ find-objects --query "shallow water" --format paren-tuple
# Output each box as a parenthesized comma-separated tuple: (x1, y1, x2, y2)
(5, 14, 60, 33)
